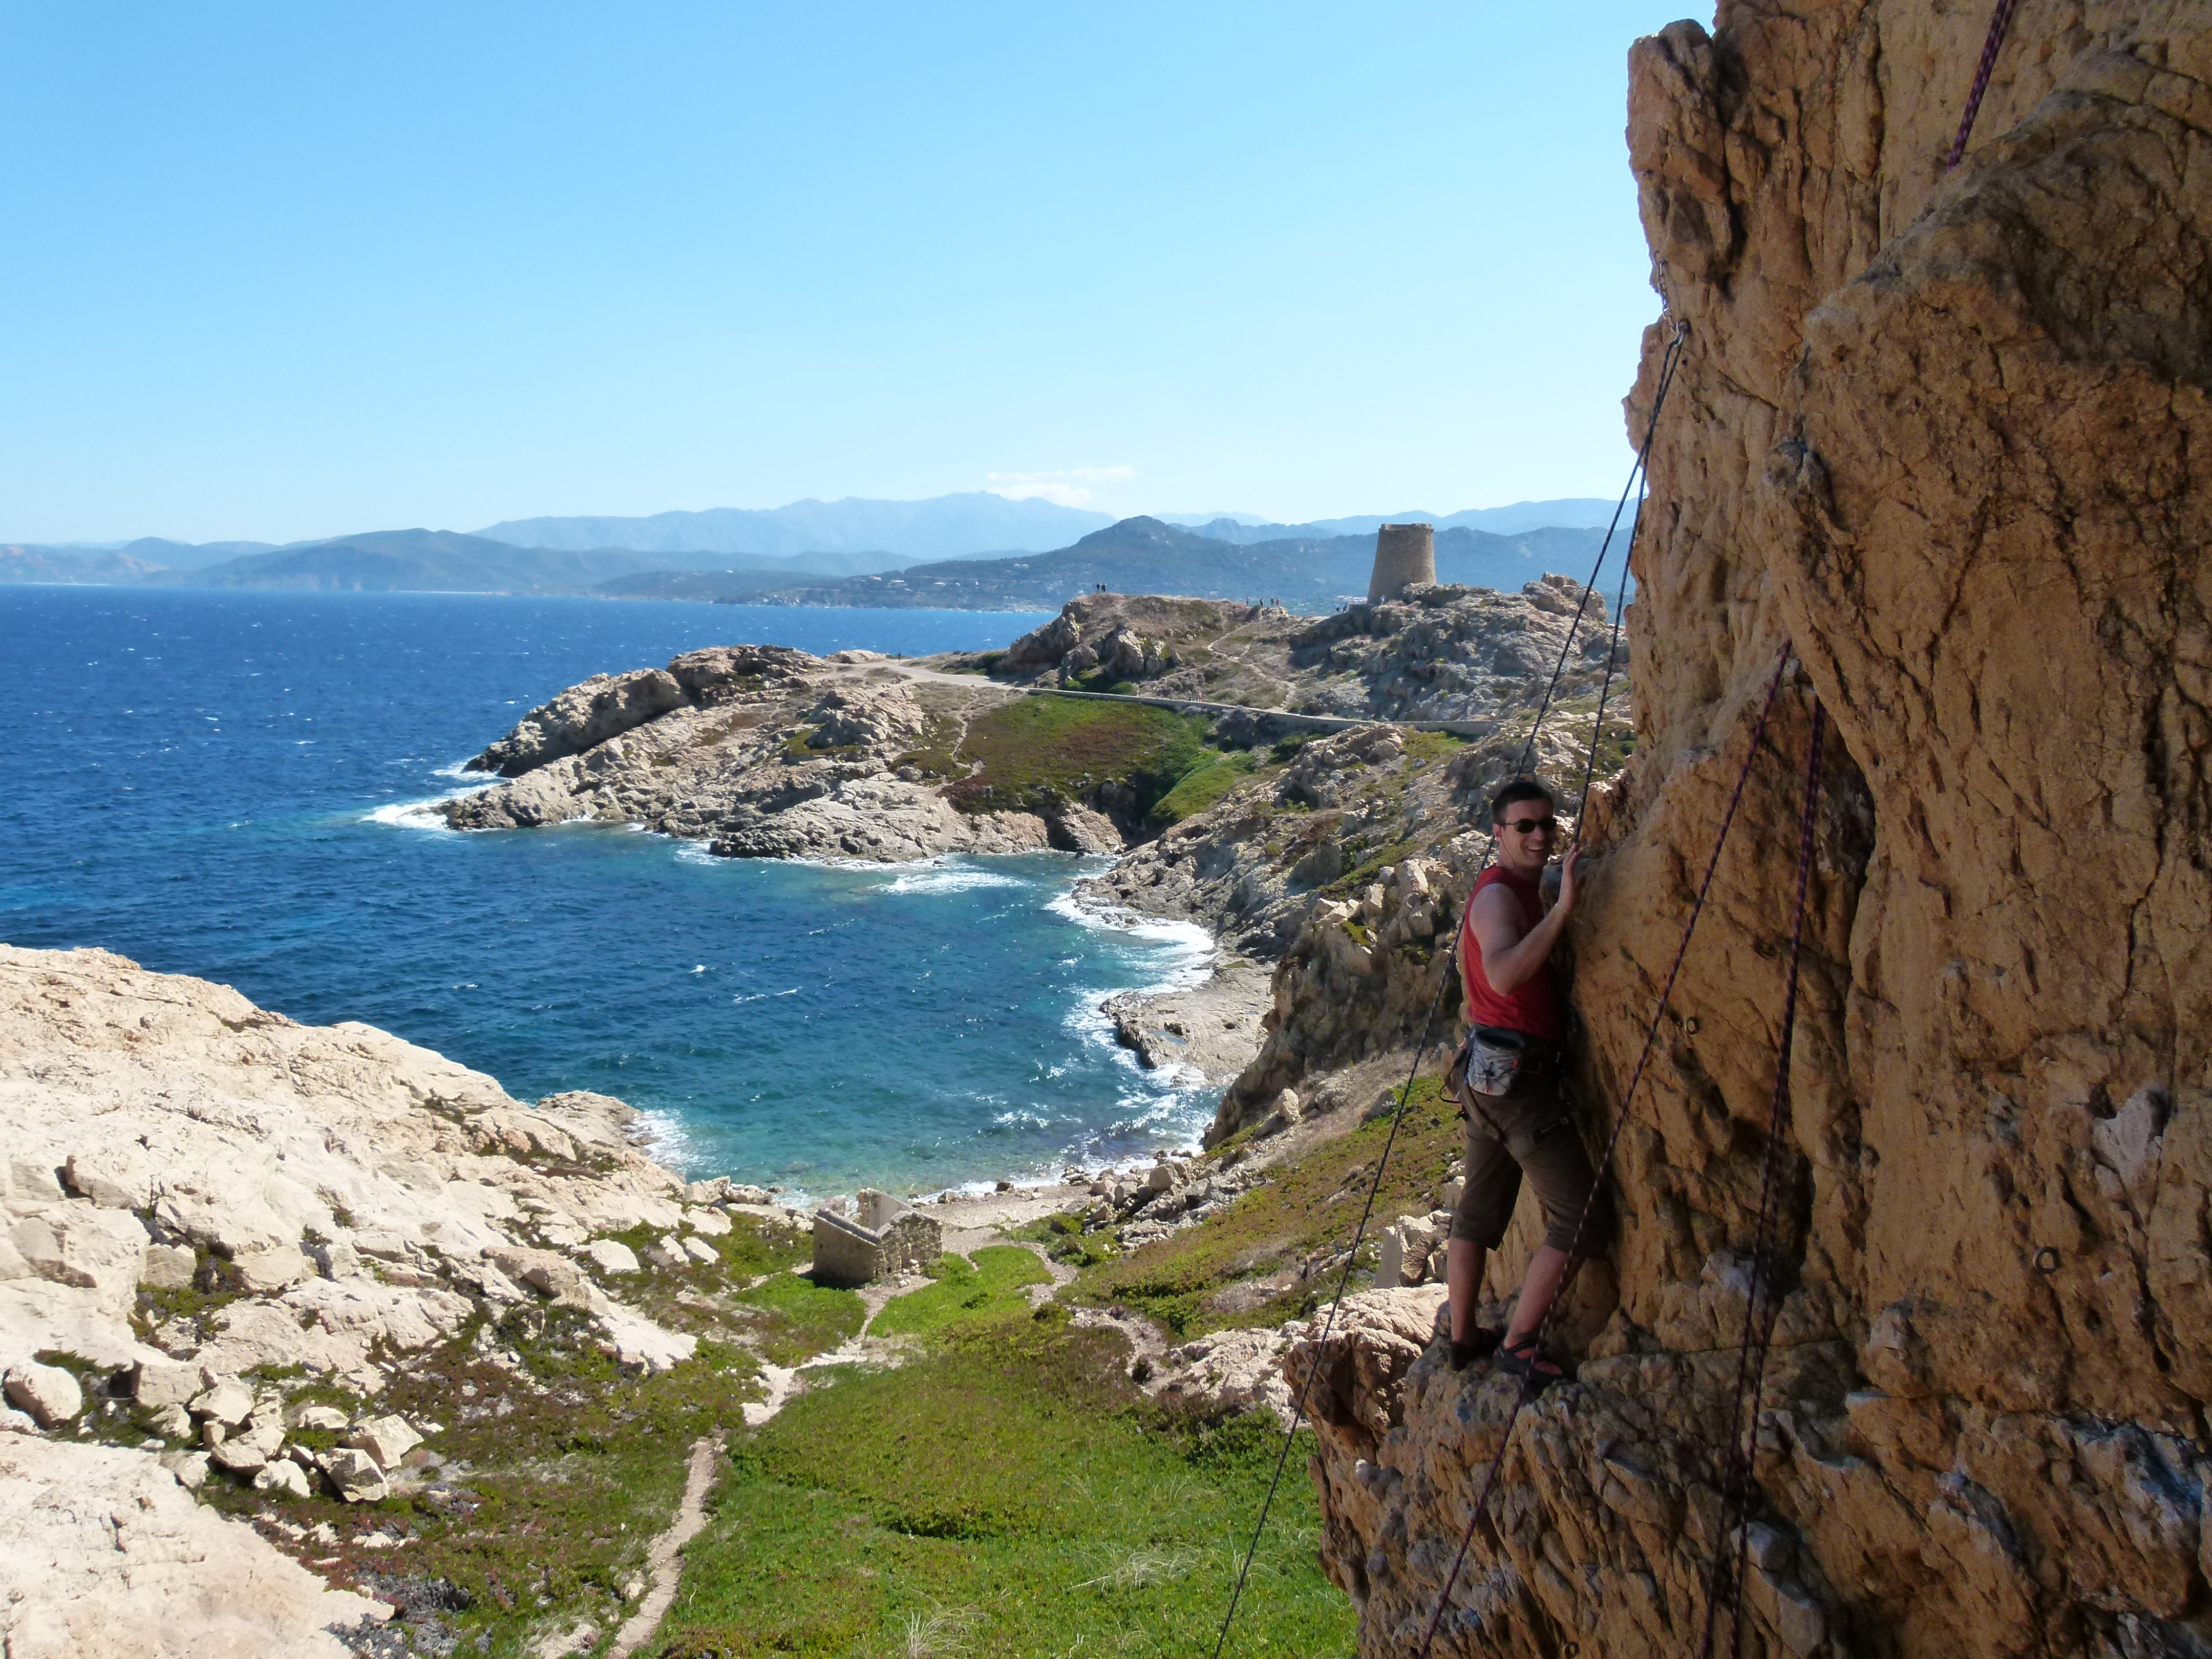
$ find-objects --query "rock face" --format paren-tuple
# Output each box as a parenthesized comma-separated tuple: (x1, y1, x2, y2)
(1303, 8, 2212, 1658)
(995, 580, 1629, 732)
(443, 645, 1058, 860)
(1, 1433, 390, 1658)
(0, 944, 734, 1649)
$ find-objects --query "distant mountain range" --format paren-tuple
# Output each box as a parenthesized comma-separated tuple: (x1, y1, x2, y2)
(620, 516, 1613, 613)
(0, 495, 1629, 606)
(472, 493, 1117, 561)
(1164, 498, 1627, 540)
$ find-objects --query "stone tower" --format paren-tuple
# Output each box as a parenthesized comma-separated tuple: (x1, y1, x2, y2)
(1367, 522, 1435, 602)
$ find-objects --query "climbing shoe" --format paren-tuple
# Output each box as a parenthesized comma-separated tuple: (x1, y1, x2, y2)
(1494, 1333, 1566, 1389)
(1447, 1326, 1504, 1371)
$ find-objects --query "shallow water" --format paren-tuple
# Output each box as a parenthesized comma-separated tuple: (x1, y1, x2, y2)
(2, 586, 1223, 1195)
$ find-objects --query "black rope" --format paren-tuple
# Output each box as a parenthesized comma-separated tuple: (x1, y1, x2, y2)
(1515, 320, 1687, 783)
(1571, 331, 1685, 834)
(1208, 314, 1691, 1656)
(1696, 698, 1825, 1659)
(1415, 645, 1797, 1657)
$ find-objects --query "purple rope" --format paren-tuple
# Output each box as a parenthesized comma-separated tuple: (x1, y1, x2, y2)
(1415, 646, 1797, 1657)
(1946, 0, 2023, 168)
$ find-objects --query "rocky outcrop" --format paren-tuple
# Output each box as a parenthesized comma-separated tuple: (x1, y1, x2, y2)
(991, 580, 1630, 734)
(0, 944, 757, 1650)
(442, 649, 1061, 859)
(2, 1433, 392, 1657)
(1302, 8, 2212, 1658)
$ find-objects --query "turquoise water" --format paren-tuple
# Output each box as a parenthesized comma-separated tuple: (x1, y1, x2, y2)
(3, 587, 1222, 1195)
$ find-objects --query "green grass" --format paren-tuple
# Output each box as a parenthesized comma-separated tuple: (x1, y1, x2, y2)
(948, 696, 1214, 819)
(192, 1308, 767, 1658)
(734, 1269, 869, 1367)
(1151, 750, 1259, 825)
(871, 1247, 1050, 1338)
(1068, 1077, 1459, 1338)
(652, 1317, 1351, 1658)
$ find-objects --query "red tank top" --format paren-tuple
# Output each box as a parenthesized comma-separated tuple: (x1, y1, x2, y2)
(1458, 866, 1566, 1042)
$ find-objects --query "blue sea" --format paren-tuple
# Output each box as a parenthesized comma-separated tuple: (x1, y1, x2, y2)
(2, 586, 1225, 1196)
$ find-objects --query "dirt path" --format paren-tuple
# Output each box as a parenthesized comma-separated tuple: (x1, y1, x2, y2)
(606, 1432, 725, 1658)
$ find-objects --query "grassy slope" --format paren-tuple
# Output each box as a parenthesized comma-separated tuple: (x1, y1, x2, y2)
(947, 696, 1216, 821)
(655, 1309, 1349, 1658)
(1059, 1078, 1460, 1339)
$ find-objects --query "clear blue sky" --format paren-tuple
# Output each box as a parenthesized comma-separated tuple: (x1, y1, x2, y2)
(1, 2, 1709, 544)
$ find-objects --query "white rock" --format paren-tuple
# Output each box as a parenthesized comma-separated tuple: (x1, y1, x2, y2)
(318, 1444, 388, 1502)
(681, 1236, 719, 1266)
(254, 1457, 310, 1496)
(583, 1238, 641, 1275)
(643, 1236, 686, 1269)
(4, 1362, 83, 1428)
(188, 1378, 256, 1427)
(65, 1147, 154, 1210)
(150, 1402, 193, 1438)
(158, 1449, 211, 1488)
(310, 1238, 363, 1280)
(286, 1403, 349, 1432)
(140, 1242, 196, 1289)
(346, 1414, 422, 1469)
(132, 1356, 205, 1409)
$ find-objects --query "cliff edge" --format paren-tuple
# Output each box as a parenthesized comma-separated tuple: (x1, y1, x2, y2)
(1305, 7, 2212, 1657)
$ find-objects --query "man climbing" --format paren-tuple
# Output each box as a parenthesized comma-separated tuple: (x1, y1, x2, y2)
(1443, 777, 1610, 1385)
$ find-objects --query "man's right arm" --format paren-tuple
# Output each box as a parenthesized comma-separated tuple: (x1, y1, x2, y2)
(1470, 882, 1570, 995)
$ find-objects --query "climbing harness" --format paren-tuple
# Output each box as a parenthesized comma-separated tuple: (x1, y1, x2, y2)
(1414, 645, 1799, 1658)
(1696, 700, 1824, 1659)
(1206, 317, 1689, 1658)
(1946, 0, 2022, 167)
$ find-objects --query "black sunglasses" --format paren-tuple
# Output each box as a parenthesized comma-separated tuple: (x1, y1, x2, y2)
(1500, 815, 1556, 835)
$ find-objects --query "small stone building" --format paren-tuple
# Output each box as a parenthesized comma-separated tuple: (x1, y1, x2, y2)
(1368, 522, 1436, 602)
(811, 1189, 943, 1286)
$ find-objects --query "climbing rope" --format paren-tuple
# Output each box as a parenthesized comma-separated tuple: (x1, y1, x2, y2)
(1207, 317, 1691, 1657)
(1696, 699, 1825, 1659)
(1517, 320, 1687, 782)
(1946, 0, 2023, 168)
(1570, 326, 1687, 832)
(1415, 645, 1798, 1657)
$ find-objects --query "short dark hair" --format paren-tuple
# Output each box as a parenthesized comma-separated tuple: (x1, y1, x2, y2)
(1489, 777, 1555, 825)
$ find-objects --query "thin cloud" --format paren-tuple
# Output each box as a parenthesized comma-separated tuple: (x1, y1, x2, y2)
(984, 465, 1136, 507)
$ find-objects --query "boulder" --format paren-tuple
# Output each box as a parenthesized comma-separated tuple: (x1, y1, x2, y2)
(139, 1243, 196, 1290)
(686, 1207, 731, 1237)
(132, 1356, 205, 1409)
(188, 1378, 255, 1427)
(346, 1414, 422, 1469)
(63, 1147, 154, 1210)
(3, 1363, 82, 1428)
(680, 1236, 719, 1266)
(317, 1444, 388, 1503)
(642, 1236, 686, 1269)
(286, 1403, 349, 1433)
(157, 1449, 209, 1490)
(582, 1238, 640, 1275)
(253, 1458, 310, 1497)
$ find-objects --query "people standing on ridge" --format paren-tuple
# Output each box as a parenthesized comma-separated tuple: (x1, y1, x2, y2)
(1442, 777, 1611, 1385)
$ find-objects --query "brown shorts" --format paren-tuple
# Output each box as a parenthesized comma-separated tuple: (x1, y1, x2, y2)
(1449, 1064, 1611, 1255)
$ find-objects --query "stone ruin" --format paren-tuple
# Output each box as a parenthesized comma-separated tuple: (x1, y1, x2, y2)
(810, 1188, 942, 1286)
(1366, 521, 1435, 602)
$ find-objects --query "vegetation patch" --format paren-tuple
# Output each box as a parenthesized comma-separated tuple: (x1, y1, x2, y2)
(653, 1319, 1351, 1657)
(1150, 750, 1260, 825)
(870, 1246, 1049, 1338)
(947, 697, 1214, 819)
(731, 1269, 868, 1367)
(1068, 1077, 1458, 1338)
